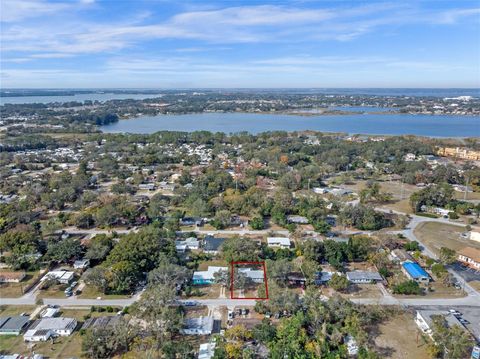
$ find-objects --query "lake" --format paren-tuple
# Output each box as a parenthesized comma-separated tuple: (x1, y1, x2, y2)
(100, 112, 480, 137)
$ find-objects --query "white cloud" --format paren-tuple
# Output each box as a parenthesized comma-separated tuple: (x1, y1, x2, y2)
(0, 0, 70, 22)
(2, 3, 479, 58)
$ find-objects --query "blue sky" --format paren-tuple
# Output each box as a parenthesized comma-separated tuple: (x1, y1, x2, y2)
(1, 0, 479, 88)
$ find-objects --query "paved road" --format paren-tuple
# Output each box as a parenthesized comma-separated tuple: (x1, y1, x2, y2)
(388, 212, 480, 301)
(59, 227, 135, 235)
(4, 208, 477, 309)
(62, 227, 290, 237)
(177, 229, 290, 236)
(3, 291, 479, 308)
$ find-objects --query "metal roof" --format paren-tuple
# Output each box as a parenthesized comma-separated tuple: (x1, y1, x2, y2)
(402, 262, 429, 279)
(346, 271, 383, 281)
(0, 316, 30, 331)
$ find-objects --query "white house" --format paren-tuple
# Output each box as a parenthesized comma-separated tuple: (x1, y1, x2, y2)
(24, 317, 77, 342)
(73, 259, 90, 270)
(267, 237, 291, 249)
(469, 231, 480, 243)
(182, 316, 214, 335)
(238, 268, 264, 283)
(40, 307, 59, 318)
(345, 335, 359, 356)
(287, 215, 309, 224)
(198, 342, 216, 359)
(138, 183, 156, 191)
(41, 270, 74, 284)
(175, 237, 200, 253)
(415, 310, 465, 340)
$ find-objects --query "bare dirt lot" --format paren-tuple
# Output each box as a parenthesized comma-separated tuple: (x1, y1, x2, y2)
(414, 221, 477, 256)
(373, 312, 430, 359)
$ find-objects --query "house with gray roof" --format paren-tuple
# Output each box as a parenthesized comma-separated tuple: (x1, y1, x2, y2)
(346, 271, 383, 284)
(0, 316, 30, 335)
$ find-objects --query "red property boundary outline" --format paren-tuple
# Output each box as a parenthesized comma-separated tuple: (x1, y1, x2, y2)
(230, 261, 269, 300)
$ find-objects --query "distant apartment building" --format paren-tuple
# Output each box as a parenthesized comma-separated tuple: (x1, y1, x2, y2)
(437, 147, 480, 161)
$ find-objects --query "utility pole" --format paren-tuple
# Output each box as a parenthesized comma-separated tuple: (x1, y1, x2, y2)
(464, 176, 469, 201)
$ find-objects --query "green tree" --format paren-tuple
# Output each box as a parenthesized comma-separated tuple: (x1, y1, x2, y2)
(46, 237, 83, 263)
(393, 280, 422, 295)
(249, 216, 265, 230)
(430, 315, 473, 359)
(329, 273, 349, 292)
(82, 317, 138, 359)
(439, 247, 456, 265)
(131, 283, 183, 351)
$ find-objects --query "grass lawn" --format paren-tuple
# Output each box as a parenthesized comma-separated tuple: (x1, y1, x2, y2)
(0, 271, 42, 298)
(0, 305, 36, 317)
(0, 329, 83, 359)
(340, 284, 383, 299)
(424, 281, 466, 298)
(455, 190, 480, 201)
(77, 285, 130, 299)
(469, 280, 480, 291)
(185, 284, 221, 299)
(36, 285, 70, 299)
(197, 259, 228, 271)
(372, 312, 430, 359)
(0, 308, 122, 358)
(414, 221, 477, 256)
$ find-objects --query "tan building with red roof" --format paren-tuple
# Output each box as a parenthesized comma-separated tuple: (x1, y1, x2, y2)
(0, 271, 26, 283)
(458, 247, 480, 270)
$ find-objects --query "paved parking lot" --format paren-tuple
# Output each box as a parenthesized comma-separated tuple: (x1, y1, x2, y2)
(456, 307, 480, 342)
(449, 263, 480, 283)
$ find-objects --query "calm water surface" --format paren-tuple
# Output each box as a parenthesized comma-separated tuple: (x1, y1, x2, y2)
(100, 112, 480, 137)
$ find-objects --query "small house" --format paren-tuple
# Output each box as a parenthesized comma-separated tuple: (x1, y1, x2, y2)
(402, 262, 430, 284)
(238, 268, 264, 283)
(345, 335, 359, 356)
(73, 259, 90, 270)
(287, 215, 309, 224)
(192, 266, 228, 285)
(346, 271, 383, 284)
(180, 217, 202, 226)
(314, 271, 335, 285)
(175, 237, 200, 253)
(203, 236, 226, 254)
(41, 270, 74, 284)
(0, 316, 30, 335)
(415, 310, 466, 340)
(40, 307, 59, 318)
(267, 237, 291, 249)
(138, 183, 156, 191)
(198, 342, 216, 359)
(287, 272, 306, 286)
(24, 317, 77, 342)
(182, 316, 219, 335)
(0, 271, 26, 283)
